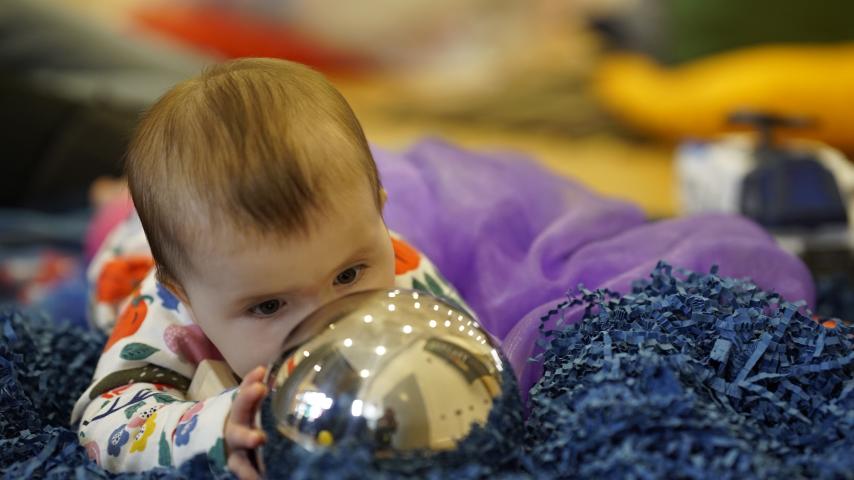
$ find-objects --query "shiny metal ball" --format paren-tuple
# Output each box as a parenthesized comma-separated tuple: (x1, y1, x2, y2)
(259, 288, 517, 459)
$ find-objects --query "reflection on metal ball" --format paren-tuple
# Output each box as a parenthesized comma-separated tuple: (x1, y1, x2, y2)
(259, 288, 516, 460)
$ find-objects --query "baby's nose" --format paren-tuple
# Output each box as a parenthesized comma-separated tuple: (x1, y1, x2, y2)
(313, 287, 345, 312)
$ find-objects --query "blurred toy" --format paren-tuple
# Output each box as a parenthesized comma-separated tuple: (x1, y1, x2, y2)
(676, 111, 854, 264)
(732, 111, 847, 229)
(257, 288, 521, 473)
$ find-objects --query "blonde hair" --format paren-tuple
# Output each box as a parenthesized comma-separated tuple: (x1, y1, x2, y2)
(126, 58, 382, 289)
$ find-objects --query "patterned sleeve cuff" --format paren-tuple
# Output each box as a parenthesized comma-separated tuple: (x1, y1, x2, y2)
(170, 387, 236, 471)
(78, 383, 236, 473)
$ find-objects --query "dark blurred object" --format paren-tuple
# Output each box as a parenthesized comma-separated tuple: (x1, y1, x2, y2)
(591, 0, 854, 65)
(0, 0, 207, 106)
(728, 111, 813, 151)
(733, 111, 848, 229)
(814, 272, 854, 326)
(741, 158, 847, 229)
(0, 77, 133, 212)
(806, 241, 854, 324)
(0, 0, 208, 211)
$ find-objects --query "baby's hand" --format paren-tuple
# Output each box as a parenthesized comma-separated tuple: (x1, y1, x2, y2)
(225, 366, 268, 480)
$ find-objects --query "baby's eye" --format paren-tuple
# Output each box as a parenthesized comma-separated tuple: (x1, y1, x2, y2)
(250, 299, 284, 317)
(334, 265, 365, 286)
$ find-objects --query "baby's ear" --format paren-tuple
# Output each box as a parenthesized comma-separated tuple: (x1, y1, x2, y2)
(380, 188, 388, 209)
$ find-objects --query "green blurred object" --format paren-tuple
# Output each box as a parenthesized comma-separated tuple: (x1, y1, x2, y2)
(607, 0, 854, 65)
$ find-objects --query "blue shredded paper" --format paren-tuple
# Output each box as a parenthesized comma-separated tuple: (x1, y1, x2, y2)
(1, 262, 852, 478)
(528, 262, 853, 479)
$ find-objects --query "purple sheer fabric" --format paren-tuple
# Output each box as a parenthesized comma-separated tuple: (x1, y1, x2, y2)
(375, 139, 815, 393)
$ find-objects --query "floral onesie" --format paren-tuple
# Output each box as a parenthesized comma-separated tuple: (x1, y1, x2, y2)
(72, 211, 470, 473)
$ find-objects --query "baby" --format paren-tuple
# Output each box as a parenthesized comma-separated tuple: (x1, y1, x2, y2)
(72, 58, 469, 479)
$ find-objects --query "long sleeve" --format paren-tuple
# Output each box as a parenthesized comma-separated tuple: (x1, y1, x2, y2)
(74, 211, 233, 472)
(77, 381, 233, 472)
(73, 269, 234, 472)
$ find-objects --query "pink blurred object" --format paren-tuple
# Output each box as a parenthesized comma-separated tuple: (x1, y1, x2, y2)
(84, 192, 134, 263)
(163, 324, 225, 365)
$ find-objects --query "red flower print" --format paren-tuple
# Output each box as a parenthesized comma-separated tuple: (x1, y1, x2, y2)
(104, 291, 153, 352)
(96, 256, 155, 303)
(392, 237, 421, 275)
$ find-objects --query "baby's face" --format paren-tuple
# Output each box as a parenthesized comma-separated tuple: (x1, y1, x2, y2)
(179, 190, 395, 377)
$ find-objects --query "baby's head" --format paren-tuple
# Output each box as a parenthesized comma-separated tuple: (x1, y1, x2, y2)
(126, 58, 396, 377)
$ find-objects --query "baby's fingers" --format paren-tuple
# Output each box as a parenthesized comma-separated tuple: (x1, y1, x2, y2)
(242, 365, 266, 386)
(224, 364, 268, 479)
(231, 371, 267, 426)
(225, 422, 265, 451)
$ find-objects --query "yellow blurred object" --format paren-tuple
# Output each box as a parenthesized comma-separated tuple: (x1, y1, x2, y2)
(594, 43, 854, 152)
(316, 430, 334, 446)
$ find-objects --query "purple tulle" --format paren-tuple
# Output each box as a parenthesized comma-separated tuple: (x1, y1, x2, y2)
(375, 139, 815, 394)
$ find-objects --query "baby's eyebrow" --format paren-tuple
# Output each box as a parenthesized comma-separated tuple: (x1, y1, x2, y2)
(329, 245, 372, 273)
